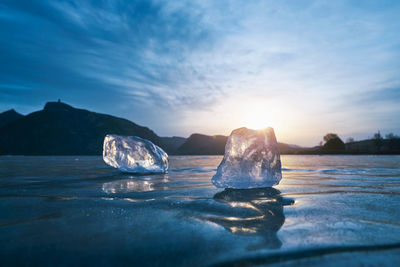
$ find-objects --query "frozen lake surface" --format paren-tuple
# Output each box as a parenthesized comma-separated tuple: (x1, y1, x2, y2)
(1, 155, 400, 266)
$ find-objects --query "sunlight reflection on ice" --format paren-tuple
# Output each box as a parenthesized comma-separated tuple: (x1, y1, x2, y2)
(102, 179, 155, 193)
(202, 187, 294, 249)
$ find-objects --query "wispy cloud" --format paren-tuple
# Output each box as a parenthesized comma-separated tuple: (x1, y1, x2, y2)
(1, 0, 400, 144)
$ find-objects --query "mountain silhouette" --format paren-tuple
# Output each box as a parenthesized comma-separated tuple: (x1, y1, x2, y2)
(5, 101, 391, 155)
(0, 101, 163, 155)
(177, 134, 227, 155)
(176, 133, 305, 155)
(320, 136, 346, 153)
(161, 136, 187, 154)
(0, 109, 24, 128)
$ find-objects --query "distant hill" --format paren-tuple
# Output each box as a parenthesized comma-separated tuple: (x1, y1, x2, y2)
(0, 101, 163, 155)
(0, 109, 24, 128)
(2, 101, 396, 156)
(320, 136, 346, 154)
(177, 134, 227, 155)
(346, 139, 400, 154)
(278, 142, 309, 154)
(176, 133, 307, 155)
(298, 135, 347, 154)
(298, 136, 400, 155)
(0, 101, 309, 156)
(161, 136, 187, 154)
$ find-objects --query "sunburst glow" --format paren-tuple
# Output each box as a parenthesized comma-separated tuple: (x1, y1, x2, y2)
(243, 104, 278, 131)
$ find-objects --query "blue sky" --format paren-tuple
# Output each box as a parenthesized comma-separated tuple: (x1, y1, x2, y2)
(1, 0, 400, 145)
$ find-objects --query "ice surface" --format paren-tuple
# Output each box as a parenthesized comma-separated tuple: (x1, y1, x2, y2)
(212, 127, 282, 188)
(2, 156, 400, 266)
(103, 134, 168, 173)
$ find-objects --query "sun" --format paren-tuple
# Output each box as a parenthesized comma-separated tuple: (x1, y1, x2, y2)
(223, 98, 282, 132)
(245, 117, 274, 130)
(246, 120, 269, 130)
(243, 107, 277, 130)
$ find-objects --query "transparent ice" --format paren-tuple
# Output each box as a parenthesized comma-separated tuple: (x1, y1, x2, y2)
(212, 127, 282, 188)
(103, 134, 168, 173)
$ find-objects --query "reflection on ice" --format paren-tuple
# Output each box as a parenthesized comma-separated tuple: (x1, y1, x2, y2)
(102, 179, 155, 193)
(208, 188, 294, 249)
(101, 173, 179, 194)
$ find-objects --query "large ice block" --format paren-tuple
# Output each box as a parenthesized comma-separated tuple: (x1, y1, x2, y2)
(103, 135, 168, 173)
(212, 127, 281, 188)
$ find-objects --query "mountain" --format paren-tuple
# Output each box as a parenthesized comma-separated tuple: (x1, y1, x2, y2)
(0, 102, 309, 156)
(0, 101, 163, 155)
(176, 133, 307, 155)
(0, 109, 24, 128)
(161, 136, 187, 154)
(297, 136, 347, 154)
(346, 139, 400, 154)
(320, 136, 346, 153)
(177, 134, 227, 155)
(1, 101, 397, 155)
(278, 142, 310, 154)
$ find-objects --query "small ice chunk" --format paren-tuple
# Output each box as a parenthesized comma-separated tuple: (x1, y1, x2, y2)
(212, 127, 282, 189)
(103, 135, 168, 173)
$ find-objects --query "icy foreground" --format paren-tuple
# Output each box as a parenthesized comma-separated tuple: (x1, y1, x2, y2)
(212, 127, 282, 188)
(103, 135, 168, 173)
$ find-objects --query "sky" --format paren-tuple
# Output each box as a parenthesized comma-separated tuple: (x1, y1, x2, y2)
(1, 0, 400, 146)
